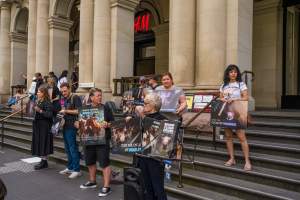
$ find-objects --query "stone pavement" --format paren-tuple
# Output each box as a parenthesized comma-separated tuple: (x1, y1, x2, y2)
(0, 148, 178, 200)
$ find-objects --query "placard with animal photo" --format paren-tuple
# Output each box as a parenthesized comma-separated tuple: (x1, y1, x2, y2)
(78, 107, 106, 145)
(150, 120, 180, 159)
(210, 100, 248, 129)
(142, 117, 162, 155)
(154, 89, 181, 113)
(111, 117, 142, 154)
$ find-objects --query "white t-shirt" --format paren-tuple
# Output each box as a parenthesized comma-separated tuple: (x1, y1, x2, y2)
(219, 81, 247, 99)
(57, 77, 68, 89)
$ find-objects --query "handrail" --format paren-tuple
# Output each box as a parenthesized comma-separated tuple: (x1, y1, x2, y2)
(15, 94, 30, 103)
(241, 70, 255, 86)
(1, 107, 27, 149)
(0, 107, 26, 123)
(182, 95, 219, 128)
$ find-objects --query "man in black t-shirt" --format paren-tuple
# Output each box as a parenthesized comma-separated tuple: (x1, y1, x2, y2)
(76, 88, 114, 197)
(58, 83, 82, 179)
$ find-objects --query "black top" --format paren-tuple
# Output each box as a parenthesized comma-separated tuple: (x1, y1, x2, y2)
(145, 112, 166, 121)
(34, 100, 53, 120)
(48, 86, 60, 100)
(35, 79, 44, 95)
(62, 94, 82, 129)
(84, 103, 115, 140)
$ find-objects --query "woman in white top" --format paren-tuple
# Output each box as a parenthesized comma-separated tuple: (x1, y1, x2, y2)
(219, 64, 252, 171)
(57, 70, 68, 89)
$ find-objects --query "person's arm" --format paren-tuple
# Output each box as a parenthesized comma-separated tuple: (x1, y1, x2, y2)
(240, 89, 249, 101)
(60, 95, 81, 115)
(176, 94, 187, 114)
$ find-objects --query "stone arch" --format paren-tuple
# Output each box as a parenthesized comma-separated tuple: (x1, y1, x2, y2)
(136, 0, 164, 26)
(13, 7, 29, 33)
(52, 0, 78, 19)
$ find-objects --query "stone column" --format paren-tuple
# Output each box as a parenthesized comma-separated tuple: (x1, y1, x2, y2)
(49, 16, 73, 75)
(10, 33, 28, 86)
(169, 0, 195, 87)
(195, 0, 227, 89)
(93, 0, 111, 94)
(110, 0, 139, 89)
(27, 0, 37, 89)
(152, 23, 169, 75)
(78, 0, 94, 88)
(0, 3, 11, 95)
(35, 0, 50, 76)
(226, 0, 254, 110)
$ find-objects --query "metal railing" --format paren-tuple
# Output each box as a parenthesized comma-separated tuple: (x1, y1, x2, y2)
(241, 70, 255, 86)
(1, 107, 27, 149)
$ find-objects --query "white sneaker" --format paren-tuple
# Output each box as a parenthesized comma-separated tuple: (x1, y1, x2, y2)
(59, 168, 73, 175)
(68, 171, 82, 179)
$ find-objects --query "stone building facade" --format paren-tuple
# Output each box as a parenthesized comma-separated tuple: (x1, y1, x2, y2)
(0, 0, 299, 109)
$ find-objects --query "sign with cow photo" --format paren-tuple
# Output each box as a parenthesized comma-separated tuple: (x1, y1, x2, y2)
(210, 100, 248, 129)
(78, 106, 106, 145)
(111, 117, 142, 154)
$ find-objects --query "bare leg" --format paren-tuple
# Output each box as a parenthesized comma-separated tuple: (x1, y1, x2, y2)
(224, 128, 236, 165)
(88, 164, 97, 182)
(102, 166, 111, 187)
(236, 129, 252, 170)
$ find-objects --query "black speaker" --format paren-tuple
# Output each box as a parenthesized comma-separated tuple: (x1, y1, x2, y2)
(124, 167, 145, 200)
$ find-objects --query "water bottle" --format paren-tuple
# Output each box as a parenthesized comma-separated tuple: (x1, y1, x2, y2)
(164, 160, 172, 183)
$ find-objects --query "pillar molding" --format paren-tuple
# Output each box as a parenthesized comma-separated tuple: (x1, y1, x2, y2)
(0, 2, 12, 95)
(9, 32, 27, 44)
(110, 0, 139, 11)
(169, 0, 195, 88)
(48, 16, 73, 31)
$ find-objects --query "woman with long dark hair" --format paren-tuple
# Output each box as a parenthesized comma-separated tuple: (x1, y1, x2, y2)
(31, 86, 54, 170)
(220, 64, 252, 171)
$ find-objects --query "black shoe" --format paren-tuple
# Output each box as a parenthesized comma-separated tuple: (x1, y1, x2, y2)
(80, 181, 97, 189)
(34, 160, 48, 170)
(98, 187, 111, 197)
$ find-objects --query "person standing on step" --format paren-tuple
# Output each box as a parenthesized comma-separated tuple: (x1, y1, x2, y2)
(220, 64, 252, 171)
(58, 83, 82, 178)
(31, 86, 54, 170)
(75, 88, 114, 197)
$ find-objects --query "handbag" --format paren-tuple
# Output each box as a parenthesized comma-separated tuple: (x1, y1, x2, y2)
(51, 114, 65, 136)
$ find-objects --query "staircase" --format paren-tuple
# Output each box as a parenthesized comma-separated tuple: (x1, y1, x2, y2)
(1, 109, 300, 200)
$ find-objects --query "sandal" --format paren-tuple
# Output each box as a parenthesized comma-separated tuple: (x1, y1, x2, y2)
(224, 159, 236, 167)
(244, 163, 252, 171)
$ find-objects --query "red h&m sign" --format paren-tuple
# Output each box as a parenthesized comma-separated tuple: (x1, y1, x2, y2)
(134, 13, 151, 32)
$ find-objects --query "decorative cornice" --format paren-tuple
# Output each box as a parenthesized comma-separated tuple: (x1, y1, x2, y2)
(152, 23, 169, 35)
(9, 31, 27, 43)
(0, 0, 12, 9)
(111, 0, 139, 12)
(48, 16, 73, 31)
(254, 0, 281, 14)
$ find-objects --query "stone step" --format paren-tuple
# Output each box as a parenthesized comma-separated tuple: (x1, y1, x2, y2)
(3, 138, 300, 200)
(184, 145, 300, 174)
(3, 125, 300, 171)
(250, 110, 300, 120)
(184, 134, 300, 159)
(1, 138, 246, 200)
(3, 130, 300, 193)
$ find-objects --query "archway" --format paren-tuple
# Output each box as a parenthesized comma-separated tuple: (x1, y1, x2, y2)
(134, 0, 169, 76)
(10, 7, 28, 86)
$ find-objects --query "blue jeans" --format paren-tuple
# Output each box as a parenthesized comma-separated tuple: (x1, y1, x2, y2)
(63, 128, 80, 172)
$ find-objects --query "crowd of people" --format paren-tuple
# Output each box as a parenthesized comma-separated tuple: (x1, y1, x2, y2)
(1, 64, 251, 199)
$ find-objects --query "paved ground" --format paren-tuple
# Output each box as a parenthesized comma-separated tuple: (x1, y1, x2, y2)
(0, 148, 178, 200)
